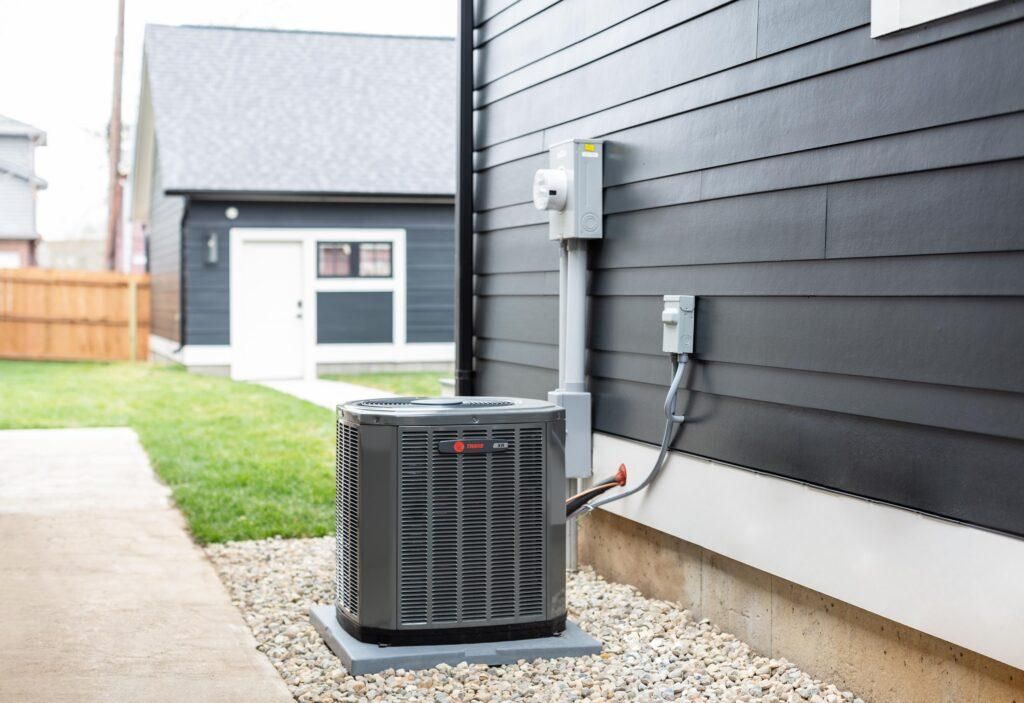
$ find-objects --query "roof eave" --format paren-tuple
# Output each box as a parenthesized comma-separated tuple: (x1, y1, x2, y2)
(167, 189, 455, 204)
(0, 232, 42, 242)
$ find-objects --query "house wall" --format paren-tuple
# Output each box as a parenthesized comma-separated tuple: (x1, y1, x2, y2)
(470, 0, 1024, 684)
(470, 0, 1024, 537)
(0, 135, 37, 237)
(182, 200, 454, 346)
(146, 148, 185, 342)
(0, 239, 35, 268)
(0, 134, 32, 169)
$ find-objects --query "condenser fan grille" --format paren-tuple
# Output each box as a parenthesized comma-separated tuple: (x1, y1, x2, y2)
(357, 398, 516, 409)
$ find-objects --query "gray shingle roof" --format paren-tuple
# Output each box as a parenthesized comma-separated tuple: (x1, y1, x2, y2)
(0, 114, 46, 143)
(144, 25, 455, 196)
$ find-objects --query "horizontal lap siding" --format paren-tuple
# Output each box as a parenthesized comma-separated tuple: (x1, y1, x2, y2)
(470, 0, 1024, 536)
(406, 226, 456, 342)
(147, 149, 183, 342)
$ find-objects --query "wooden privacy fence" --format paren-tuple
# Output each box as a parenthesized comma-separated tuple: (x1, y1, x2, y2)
(0, 269, 150, 362)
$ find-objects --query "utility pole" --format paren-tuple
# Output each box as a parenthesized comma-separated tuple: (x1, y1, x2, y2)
(105, 0, 126, 271)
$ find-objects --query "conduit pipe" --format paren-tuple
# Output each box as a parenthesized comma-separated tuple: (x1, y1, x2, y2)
(554, 237, 594, 571)
(563, 239, 588, 393)
(557, 244, 568, 389)
(582, 354, 690, 514)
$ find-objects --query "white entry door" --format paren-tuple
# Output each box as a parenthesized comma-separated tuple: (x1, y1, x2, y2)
(233, 240, 305, 380)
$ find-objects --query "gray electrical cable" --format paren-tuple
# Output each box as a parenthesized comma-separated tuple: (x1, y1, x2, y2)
(577, 353, 689, 516)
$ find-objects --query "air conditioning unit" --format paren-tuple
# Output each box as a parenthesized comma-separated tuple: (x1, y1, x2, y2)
(334, 396, 567, 646)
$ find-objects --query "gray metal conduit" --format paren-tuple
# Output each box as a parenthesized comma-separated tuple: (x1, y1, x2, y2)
(579, 353, 690, 514)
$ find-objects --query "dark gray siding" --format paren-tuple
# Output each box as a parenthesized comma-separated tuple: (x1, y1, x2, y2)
(317, 292, 393, 343)
(470, 0, 1024, 536)
(182, 201, 453, 345)
(406, 225, 456, 342)
(146, 148, 184, 341)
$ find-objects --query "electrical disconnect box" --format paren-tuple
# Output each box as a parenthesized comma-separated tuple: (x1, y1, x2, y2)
(662, 295, 696, 354)
(532, 139, 604, 240)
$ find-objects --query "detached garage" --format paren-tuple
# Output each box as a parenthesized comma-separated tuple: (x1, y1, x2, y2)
(129, 24, 455, 380)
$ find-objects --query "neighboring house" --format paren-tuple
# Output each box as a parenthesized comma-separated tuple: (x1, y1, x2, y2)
(35, 238, 107, 271)
(129, 25, 455, 379)
(0, 115, 46, 268)
(463, 0, 1024, 698)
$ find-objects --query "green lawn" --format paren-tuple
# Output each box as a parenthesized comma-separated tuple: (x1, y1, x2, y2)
(323, 370, 446, 397)
(0, 361, 334, 544)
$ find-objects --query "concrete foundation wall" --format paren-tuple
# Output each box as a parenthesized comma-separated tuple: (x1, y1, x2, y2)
(579, 510, 1024, 703)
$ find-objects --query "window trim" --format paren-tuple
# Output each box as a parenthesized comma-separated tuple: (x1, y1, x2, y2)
(316, 240, 394, 279)
(871, 0, 1000, 37)
(228, 227, 408, 381)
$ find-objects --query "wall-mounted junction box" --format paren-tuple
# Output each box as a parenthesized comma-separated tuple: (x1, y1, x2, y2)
(548, 389, 591, 479)
(662, 295, 696, 354)
(532, 139, 604, 241)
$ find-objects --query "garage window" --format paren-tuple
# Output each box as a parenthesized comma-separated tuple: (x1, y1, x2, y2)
(318, 242, 392, 278)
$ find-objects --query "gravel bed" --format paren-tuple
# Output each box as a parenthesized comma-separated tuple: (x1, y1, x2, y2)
(206, 537, 863, 703)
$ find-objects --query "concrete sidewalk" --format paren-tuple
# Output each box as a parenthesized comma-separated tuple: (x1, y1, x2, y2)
(259, 377, 394, 410)
(0, 428, 292, 703)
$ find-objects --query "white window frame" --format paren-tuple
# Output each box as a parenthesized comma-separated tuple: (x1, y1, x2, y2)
(872, 0, 1001, 37)
(316, 240, 395, 279)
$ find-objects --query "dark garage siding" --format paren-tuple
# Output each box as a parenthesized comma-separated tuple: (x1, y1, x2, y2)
(146, 148, 184, 342)
(182, 200, 453, 345)
(469, 0, 1024, 535)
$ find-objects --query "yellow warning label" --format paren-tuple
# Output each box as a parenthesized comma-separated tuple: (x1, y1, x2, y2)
(583, 143, 596, 152)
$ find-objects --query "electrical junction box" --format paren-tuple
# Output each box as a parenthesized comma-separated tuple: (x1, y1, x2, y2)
(547, 389, 592, 479)
(662, 295, 696, 354)
(532, 139, 604, 241)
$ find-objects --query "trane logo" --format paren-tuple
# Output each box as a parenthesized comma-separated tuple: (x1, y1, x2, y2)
(437, 439, 511, 455)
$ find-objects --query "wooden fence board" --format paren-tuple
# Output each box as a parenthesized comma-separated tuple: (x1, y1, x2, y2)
(0, 269, 151, 362)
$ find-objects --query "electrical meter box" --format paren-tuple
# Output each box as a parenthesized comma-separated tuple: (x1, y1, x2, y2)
(532, 139, 604, 241)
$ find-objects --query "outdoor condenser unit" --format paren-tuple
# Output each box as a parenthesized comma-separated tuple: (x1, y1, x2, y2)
(334, 397, 567, 646)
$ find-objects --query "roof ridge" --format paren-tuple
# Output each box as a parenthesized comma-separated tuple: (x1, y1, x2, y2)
(146, 23, 454, 42)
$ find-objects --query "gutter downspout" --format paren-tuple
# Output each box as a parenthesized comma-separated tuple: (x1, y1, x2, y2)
(454, 0, 475, 396)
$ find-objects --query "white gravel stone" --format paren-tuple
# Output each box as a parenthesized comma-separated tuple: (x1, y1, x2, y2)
(206, 536, 862, 703)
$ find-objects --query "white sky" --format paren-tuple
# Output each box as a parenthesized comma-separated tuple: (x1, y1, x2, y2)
(0, 0, 456, 240)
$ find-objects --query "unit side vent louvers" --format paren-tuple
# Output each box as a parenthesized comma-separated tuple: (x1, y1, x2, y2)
(398, 425, 545, 626)
(336, 420, 360, 617)
(517, 427, 545, 615)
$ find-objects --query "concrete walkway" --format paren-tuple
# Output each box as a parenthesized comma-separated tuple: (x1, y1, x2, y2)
(259, 377, 394, 410)
(0, 428, 292, 703)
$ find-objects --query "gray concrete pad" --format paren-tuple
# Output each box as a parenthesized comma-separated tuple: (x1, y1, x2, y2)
(0, 427, 292, 703)
(310, 605, 602, 675)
